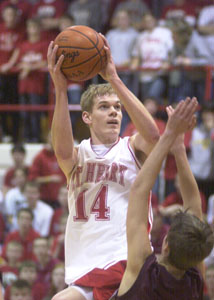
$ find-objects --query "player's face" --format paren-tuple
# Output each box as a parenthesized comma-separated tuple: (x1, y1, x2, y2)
(86, 94, 122, 144)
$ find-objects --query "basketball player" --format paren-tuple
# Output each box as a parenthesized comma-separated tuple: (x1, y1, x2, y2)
(116, 98, 214, 300)
(47, 34, 159, 300)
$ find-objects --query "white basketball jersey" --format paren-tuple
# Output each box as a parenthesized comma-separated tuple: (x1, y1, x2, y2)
(65, 137, 153, 284)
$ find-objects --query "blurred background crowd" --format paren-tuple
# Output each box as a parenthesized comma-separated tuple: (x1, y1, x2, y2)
(0, 0, 214, 299)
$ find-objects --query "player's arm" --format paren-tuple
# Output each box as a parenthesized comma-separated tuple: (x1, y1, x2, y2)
(47, 42, 78, 181)
(118, 98, 198, 296)
(169, 112, 204, 277)
(99, 34, 159, 156)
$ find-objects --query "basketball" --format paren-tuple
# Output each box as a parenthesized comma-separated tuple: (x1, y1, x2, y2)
(54, 25, 107, 81)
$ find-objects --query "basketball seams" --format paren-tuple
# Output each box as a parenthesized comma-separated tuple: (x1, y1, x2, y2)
(69, 28, 104, 67)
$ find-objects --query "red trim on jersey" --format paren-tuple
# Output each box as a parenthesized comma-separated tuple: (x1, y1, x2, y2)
(127, 138, 141, 169)
(90, 137, 120, 157)
(74, 260, 126, 300)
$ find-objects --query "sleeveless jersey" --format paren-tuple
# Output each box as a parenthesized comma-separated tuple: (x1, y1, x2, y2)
(116, 253, 204, 300)
(65, 137, 153, 284)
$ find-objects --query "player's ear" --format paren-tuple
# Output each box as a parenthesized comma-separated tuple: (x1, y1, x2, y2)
(162, 235, 170, 256)
(82, 111, 92, 125)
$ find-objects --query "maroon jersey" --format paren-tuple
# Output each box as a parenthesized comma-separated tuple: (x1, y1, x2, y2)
(17, 39, 48, 94)
(0, 22, 25, 66)
(116, 253, 203, 300)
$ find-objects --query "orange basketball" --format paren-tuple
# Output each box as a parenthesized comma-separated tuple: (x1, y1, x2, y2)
(54, 25, 107, 81)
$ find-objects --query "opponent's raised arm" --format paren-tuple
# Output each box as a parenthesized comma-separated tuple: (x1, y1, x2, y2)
(169, 105, 202, 220)
(47, 41, 78, 180)
(99, 34, 159, 156)
(118, 98, 198, 295)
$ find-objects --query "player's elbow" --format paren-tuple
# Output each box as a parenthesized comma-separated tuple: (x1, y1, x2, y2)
(150, 127, 160, 144)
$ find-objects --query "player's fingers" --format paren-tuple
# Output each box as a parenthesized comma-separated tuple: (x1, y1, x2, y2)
(47, 41, 54, 58)
(49, 45, 58, 66)
(99, 33, 111, 49)
(188, 115, 197, 131)
(184, 97, 198, 119)
(166, 106, 173, 117)
(174, 100, 185, 115)
(55, 54, 64, 71)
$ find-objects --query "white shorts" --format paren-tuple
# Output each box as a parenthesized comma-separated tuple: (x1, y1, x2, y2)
(70, 285, 94, 300)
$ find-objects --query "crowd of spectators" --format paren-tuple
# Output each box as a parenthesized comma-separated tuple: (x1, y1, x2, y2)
(0, 0, 214, 299)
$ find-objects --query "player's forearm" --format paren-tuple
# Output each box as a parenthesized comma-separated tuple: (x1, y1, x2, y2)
(174, 147, 203, 220)
(109, 77, 159, 143)
(51, 89, 74, 159)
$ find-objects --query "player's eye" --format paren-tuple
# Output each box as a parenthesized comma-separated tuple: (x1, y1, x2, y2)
(115, 104, 121, 110)
(100, 105, 108, 109)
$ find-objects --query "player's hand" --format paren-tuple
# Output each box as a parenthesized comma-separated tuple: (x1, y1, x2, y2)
(166, 103, 196, 155)
(98, 33, 119, 82)
(165, 97, 198, 136)
(47, 41, 68, 91)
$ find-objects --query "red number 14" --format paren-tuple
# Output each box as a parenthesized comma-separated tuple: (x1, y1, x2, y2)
(73, 184, 110, 221)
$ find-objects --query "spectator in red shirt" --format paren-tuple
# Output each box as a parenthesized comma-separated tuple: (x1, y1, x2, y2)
(122, 98, 166, 137)
(15, 18, 48, 143)
(150, 208, 169, 254)
(0, 0, 32, 25)
(0, 4, 26, 143)
(10, 279, 32, 300)
(4, 260, 48, 300)
(160, 173, 207, 215)
(33, 237, 59, 286)
(0, 241, 23, 289)
(30, 0, 67, 42)
(44, 263, 67, 300)
(28, 132, 66, 208)
(50, 213, 68, 262)
(2, 208, 40, 261)
(49, 184, 68, 235)
(2, 144, 28, 194)
(161, 0, 198, 27)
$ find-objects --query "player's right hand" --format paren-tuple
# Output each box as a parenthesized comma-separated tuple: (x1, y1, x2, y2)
(165, 97, 198, 136)
(47, 41, 68, 91)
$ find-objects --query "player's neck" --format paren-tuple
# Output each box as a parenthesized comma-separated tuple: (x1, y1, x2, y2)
(158, 256, 185, 279)
(90, 134, 119, 145)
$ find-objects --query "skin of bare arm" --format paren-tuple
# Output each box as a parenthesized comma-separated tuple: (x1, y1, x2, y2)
(169, 105, 204, 278)
(47, 42, 78, 181)
(118, 98, 198, 295)
(99, 34, 160, 157)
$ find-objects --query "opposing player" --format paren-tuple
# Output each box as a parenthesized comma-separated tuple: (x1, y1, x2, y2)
(48, 34, 159, 300)
(116, 98, 214, 300)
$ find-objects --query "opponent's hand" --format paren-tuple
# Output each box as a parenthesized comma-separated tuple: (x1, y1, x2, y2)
(166, 102, 197, 154)
(47, 41, 68, 91)
(98, 33, 119, 82)
(165, 97, 198, 137)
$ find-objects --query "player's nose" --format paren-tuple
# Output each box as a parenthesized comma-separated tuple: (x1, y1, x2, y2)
(109, 106, 117, 116)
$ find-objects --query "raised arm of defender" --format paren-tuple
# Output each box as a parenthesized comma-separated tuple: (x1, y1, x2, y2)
(118, 98, 198, 295)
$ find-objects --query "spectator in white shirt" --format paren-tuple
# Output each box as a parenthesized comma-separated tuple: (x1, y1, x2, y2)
(131, 13, 174, 103)
(23, 181, 54, 237)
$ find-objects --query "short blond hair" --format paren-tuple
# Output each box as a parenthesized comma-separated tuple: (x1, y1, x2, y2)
(80, 83, 115, 113)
